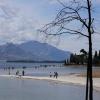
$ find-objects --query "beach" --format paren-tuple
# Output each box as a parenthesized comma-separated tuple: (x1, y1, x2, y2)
(0, 66, 100, 100)
(0, 73, 100, 92)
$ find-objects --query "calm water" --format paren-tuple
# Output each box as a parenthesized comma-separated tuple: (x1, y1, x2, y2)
(0, 62, 100, 100)
(0, 62, 100, 77)
(0, 64, 88, 76)
(0, 61, 63, 68)
(0, 77, 100, 100)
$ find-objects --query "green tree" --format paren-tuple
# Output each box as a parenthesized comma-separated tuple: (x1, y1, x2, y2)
(99, 50, 100, 59)
(94, 51, 98, 58)
(93, 51, 98, 65)
(80, 49, 88, 64)
(70, 54, 74, 64)
(93, 51, 99, 65)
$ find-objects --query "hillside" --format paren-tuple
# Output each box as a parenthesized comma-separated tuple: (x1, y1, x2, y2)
(0, 41, 71, 61)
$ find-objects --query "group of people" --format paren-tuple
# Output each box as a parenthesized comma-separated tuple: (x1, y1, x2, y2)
(16, 70, 25, 76)
(50, 72, 58, 79)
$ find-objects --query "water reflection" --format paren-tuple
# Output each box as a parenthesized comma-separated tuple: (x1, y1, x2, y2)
(0, 77, 100, 100)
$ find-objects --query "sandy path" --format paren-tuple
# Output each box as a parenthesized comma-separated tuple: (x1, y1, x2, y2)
(0, 74, 100, 91)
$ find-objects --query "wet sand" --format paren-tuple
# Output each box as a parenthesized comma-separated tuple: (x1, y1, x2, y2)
(0, 74, 100, 92)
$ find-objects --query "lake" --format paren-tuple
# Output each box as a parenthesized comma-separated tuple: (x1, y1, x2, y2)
(0, 62, 100, 100)
(0, 61, 64, 68)
(0, 77, 100, 100)
(0, 62, 100, 77)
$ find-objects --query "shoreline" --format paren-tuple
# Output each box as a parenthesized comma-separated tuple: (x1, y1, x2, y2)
(0, 74, 100, 92)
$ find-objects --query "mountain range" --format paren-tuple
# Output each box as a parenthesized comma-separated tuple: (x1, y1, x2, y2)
(0, 41, 71, 61)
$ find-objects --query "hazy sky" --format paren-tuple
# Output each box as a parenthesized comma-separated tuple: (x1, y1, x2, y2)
(0, 0, 100, 53)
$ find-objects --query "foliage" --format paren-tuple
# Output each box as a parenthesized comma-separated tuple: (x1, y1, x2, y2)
(68, 50, 100, 66)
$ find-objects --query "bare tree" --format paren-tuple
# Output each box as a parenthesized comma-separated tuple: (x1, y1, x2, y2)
(39, 0, 94, 100)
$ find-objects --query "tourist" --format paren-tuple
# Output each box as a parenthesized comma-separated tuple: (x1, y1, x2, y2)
(49, 72, 52, 77)
(22, 70, 25, 76)
(54, 72, 56, 78)
(55, 72, 58, 79)
(16, 70, 19, 75)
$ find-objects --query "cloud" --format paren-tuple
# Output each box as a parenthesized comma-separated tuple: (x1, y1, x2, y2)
(47, 0, 100, 5)
(46, 0, 70, 4)
(93, 0, 100, 4)
(0, 0, 40, 44)
(0, 0, 99, 52)
(0, 15, 37, 43)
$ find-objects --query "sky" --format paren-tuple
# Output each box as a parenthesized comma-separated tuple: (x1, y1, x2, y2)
(0, 0, 100, 53)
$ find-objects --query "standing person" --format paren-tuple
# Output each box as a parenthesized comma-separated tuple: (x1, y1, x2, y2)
(49, 72, 52, 77)
(16, 70, 19, 75)
(54, 72, 56, 78)
(55, 72, 58, 79)
(22, 70, 25, 76)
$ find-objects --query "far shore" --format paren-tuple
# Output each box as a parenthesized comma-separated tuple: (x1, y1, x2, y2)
(0, 73, 100, 92)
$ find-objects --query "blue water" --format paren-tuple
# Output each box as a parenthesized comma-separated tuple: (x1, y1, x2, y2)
(0, 65, 87, 76)
(0, 62, 100, 100)
(0, 61, 63, 68)
(0, 77, 100, 100)
(0, 62, 100, 77)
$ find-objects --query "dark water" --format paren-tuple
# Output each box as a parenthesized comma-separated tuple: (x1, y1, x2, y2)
(0, 77, 100, 100)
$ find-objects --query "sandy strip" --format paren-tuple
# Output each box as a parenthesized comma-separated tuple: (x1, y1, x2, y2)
(0, 74, 100, 92)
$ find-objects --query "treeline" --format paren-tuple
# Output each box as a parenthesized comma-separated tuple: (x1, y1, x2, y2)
(93, 51, 100, 65)
(65, 49, 100, 66)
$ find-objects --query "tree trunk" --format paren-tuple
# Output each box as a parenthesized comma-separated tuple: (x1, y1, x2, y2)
(86, 30, 93, 100)
(88, 33, 93, 100)
(86, 0, 93, 100)
(86, 63, 89, 100)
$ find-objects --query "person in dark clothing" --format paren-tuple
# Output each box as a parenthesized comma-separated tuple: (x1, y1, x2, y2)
(55, 72, 58, 79)
(22, 70, 25, 76)
(16, 70, 19, 75)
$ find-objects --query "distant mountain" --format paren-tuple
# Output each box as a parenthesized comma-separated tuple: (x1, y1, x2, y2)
(0, 43, 38, 61)
(0, 41, 71, 61)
